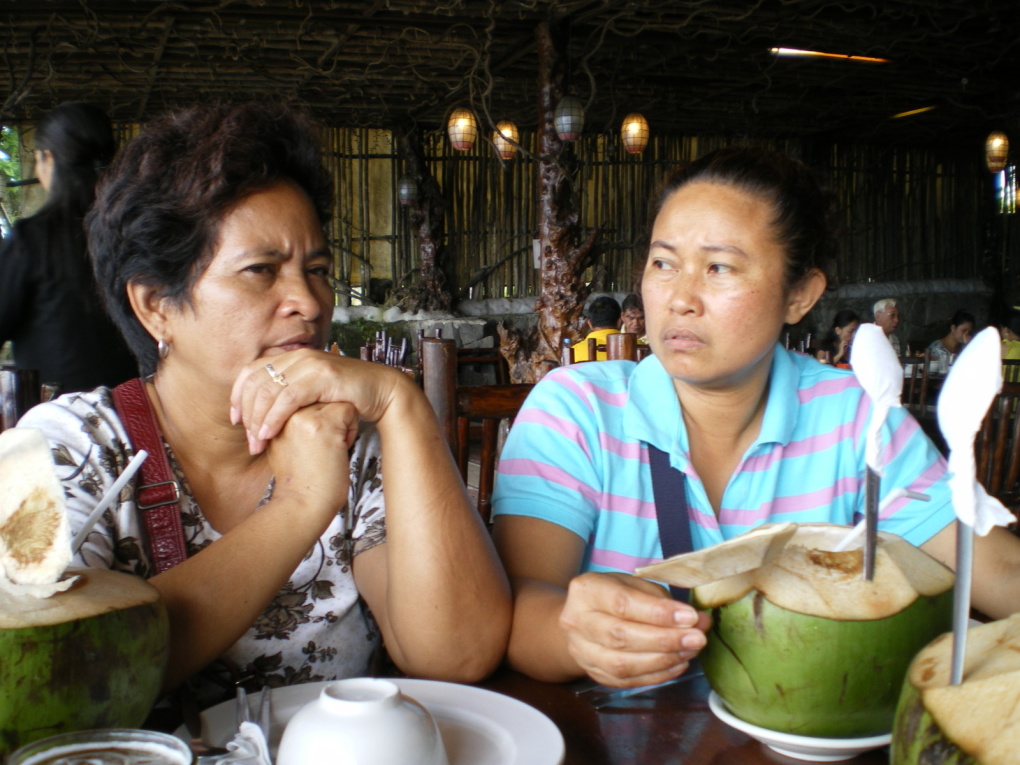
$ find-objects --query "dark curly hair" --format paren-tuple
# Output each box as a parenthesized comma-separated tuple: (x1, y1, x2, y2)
(87, 101, 333, 377)
(651, 147, 836, 289)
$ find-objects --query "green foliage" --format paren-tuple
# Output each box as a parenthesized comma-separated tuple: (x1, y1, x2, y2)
(0, 125, 26, 236)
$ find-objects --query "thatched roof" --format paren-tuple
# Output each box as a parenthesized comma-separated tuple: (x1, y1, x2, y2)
(3, 0, 1018, 148)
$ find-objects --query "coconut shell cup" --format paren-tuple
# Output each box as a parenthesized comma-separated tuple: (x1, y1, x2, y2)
(0, 568, 170, 757)
(891, 614, 1020, 765)
(638, 523, 956, 740)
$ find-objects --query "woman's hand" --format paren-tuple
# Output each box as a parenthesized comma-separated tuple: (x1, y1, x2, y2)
(265, 401, 358, 523)
(230, 349, 408, 454)
(559, 572, 710, 688)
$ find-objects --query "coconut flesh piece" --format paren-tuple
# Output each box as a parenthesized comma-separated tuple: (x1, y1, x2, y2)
(635, 522, 955, 620)
(897, 615, 1020, 765)
(0, 428, 77, 599)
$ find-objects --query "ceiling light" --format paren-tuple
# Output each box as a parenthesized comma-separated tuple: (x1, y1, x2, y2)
(986, 131, 1010, 173)
(397, 175, 418, 206)
(621, 113, 649, 154)
(492, 121, 520, 160)
(769, 47, 889, 64)
(447, 108, 478, 151)
(891, 106, 936, 119)
(554, 96, 585, 141)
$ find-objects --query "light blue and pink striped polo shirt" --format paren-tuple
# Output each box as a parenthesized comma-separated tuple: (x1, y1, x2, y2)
(491, 346, 955, 575)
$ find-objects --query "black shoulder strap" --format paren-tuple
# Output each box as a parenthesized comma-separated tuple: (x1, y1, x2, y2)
(648, 443, 693, 602)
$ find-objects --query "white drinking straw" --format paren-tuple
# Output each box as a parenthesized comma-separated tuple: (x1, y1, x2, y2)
(71, 450, 148, 555)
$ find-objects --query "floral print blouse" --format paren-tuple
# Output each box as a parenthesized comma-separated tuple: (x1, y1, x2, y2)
(20, 386, 387, 706)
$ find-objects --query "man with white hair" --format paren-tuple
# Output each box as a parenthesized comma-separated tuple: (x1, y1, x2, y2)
(873, 298, 902, 356)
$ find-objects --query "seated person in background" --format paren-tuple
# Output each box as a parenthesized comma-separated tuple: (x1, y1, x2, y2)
(873, 298, 902, 356)
(815, 308, 859, 366)
(572, 295, 622, 361)
(928, 309, 974, 371)
(490, 147, 1020, 688)
(620, 293, 647, 344)
(1001, 310, 1020, 361)
(19, 102, 511, 705)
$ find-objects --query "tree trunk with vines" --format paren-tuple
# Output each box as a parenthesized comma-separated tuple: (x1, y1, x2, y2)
(499, 21, 599, 383)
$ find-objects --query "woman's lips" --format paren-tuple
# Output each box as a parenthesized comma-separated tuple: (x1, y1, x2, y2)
(663, 328, 704, 351)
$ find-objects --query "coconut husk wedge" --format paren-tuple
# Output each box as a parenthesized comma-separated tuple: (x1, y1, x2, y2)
(892, 615, 1020, 765)
(0, 428, 76, 598)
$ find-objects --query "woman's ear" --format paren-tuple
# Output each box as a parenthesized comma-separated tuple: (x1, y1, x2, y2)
(126, 280, 170, 345)
(785, 269, 827, 325)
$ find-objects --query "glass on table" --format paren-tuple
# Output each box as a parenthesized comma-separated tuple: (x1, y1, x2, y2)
(6, 728, 192, 765)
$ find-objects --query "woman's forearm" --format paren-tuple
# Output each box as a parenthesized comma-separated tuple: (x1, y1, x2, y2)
(367, 379, 511, 680)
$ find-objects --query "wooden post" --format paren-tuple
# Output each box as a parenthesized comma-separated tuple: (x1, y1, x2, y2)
(420, 337, 458, 451)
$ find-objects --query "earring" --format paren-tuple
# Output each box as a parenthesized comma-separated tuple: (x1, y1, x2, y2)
(157, 338, 170, 359)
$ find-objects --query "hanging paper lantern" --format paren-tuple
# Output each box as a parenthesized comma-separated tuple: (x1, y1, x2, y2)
(986, 131, 1010, 173)
(621, 113, 650, 154)
(447, 108, 478, 151)
(492, 121, 520, 160)
(397, 175, 417, 206)
(554, 96, 585, 141)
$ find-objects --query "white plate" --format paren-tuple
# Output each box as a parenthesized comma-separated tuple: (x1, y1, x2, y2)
(174, 678, 564, 765)
(708, 691, 891, 762)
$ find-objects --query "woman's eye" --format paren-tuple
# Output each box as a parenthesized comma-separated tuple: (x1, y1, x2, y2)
(307, 265, 331, 278)
(244, 263, 276, 276)
(708, 263, 733, 275)
(650, 258, 674, 271)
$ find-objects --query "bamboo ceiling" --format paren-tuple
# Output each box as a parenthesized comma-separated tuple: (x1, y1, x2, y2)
(3, 0, 1019, 148)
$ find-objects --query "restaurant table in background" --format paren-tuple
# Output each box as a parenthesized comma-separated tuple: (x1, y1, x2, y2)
(480, 668, 889, 765)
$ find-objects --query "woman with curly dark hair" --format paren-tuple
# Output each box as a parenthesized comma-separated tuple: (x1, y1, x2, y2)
(20, 102, 510, 705)
(0, 102, 136, 392)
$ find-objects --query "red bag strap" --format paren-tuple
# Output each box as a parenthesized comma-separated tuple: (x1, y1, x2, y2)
(111, 378, 187, 573)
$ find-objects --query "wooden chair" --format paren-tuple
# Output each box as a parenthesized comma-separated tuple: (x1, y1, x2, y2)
(420, 338, 533, 523)
(559, 333, 644, 364)
(975, 381, 1020, 528)
(902, 353, 935, 415)
(0, 367, 60, 432)
(1002, 359, 1020, 384)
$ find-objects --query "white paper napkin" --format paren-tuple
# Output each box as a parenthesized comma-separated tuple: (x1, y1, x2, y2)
(851, 323, 904, 477)
(937, 327, 1014, 536)
(216, 721, 272, 765)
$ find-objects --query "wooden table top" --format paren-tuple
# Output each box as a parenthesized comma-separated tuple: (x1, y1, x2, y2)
(480, 668, 890, 765)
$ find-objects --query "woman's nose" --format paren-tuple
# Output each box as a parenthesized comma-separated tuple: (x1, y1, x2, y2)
(667, 274, 701, 314)
(278, 272, 324, 319)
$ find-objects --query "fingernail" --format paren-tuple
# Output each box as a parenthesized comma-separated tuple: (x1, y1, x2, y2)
(673, 610, 696, 627)
(247, 432, 257, 454)
(230, 406, 238, 425)
(257, 424, 270, 440)
(682, 633, 705, 650)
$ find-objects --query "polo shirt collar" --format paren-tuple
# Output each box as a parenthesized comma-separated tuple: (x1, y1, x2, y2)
(623, 344, 801, 458)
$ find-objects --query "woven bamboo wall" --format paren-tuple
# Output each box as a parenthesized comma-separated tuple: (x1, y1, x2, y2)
(326, 127, 1010, 305)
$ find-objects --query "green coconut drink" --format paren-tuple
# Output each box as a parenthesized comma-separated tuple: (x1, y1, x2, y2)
(637, 523, 955, 738)
(0, 429, 170, 756)
(891, 614, 1020, 765)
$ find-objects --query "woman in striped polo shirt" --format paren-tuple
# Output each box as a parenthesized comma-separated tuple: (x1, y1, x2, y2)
(490, 147, 1020, 689)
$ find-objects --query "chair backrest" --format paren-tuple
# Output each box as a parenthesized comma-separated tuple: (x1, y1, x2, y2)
(560, 333, 644, 364)
(0, 367, 42, 431)
(975, 382, 1020, 521)
(1002, 359, 1020, 384)
(902, 353, 934, 415)
(420, 337, 533, 522)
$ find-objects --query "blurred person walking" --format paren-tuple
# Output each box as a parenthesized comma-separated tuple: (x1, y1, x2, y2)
(0, 102, 136, 393)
